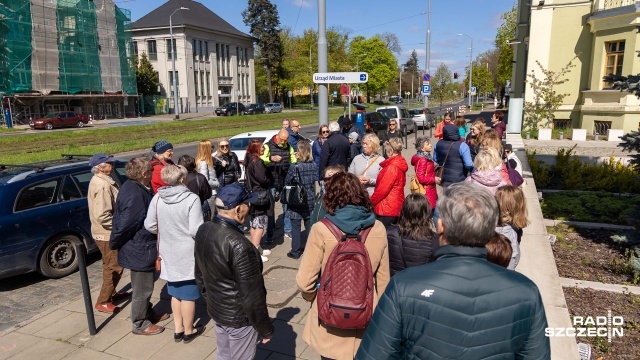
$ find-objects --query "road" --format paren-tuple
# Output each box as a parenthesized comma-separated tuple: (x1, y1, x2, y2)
(0, 99, 469, 333)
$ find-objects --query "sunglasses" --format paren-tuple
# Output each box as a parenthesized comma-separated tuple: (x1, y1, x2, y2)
(389, 123, 397, 126)
(220, 144, 229, 148)
(322, 130, 330, 134)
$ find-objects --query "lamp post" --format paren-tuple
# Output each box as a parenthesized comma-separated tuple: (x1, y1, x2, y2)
(309, 44, 314, 110)
(170, 6, 189, 120)
(457, 33, 473, 107)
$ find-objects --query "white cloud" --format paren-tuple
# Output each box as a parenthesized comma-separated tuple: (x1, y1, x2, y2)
(292, 0, 313, 9)
(409, 26, 421, 33)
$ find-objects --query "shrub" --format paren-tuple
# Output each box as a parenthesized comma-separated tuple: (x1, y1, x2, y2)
(541, 191, 640, 225)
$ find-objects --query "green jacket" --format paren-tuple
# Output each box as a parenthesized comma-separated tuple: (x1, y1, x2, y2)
(356, 245, 551, 360)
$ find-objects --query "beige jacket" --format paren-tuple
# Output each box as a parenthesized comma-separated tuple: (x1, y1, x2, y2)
(296, 220, 390, 360)
(87, 173, 119, 241)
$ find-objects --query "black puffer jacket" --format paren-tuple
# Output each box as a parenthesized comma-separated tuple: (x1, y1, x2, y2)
(386, 225, 438, 277)
(214, 152, 240, 187)
(194, 217, 274, 339)
(244, 154, 273, 217)
(109, 180, 157, 271)
(319, 131, 350, 177)
(356, 245, 550, 359)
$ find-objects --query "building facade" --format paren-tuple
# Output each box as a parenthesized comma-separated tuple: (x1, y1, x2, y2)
(525, 0, 640, 135)
(131, 0, 256, 114)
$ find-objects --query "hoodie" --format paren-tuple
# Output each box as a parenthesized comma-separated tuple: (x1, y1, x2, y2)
(465, 170, 507, 195)
(144, 185, 204, 282)
(434, 124, 473, 186)
(370, 154, 409, 217)
(325, 205, 376, 235)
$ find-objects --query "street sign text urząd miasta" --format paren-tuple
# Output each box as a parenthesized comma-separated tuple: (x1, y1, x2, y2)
(313, 72, 369, 84)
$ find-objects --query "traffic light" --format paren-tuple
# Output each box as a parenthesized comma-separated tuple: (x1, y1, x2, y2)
(454, 72, 459, 79)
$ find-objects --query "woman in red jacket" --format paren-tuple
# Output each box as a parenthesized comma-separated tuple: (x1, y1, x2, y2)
(370, 137, 408, 228)
(149, 140, 174, 193)
(410, 136, 437, 209)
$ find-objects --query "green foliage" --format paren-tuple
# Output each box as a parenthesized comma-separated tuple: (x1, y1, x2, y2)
(494, 3, 516, 90)
(404, 50, 419, 74)
(135, 53, 159, 96)
(431, 63, 453, 107)
(463, 64, 494, 97)
(523, 58, 576, 130)
(349, 36, 397, 103)
(541, 191, 640, 225)
(526, 151, 551, 188)
(618, 130, 640, 171)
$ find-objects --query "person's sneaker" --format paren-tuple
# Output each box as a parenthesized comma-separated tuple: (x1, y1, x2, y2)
(262, 249, 272, 256)
(261, 255, 269, 262)
(95, 302, 120, 314)
(286, 252, 300, 260)
(133, 324, 164, 336)
(285, 232, 292, 239)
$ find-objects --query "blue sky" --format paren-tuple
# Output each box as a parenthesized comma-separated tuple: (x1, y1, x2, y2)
(127, 0, 513, 77)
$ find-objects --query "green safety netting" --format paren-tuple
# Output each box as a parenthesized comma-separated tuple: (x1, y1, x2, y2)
(115, 6, 137, 95)
(0, 0, 33, 95)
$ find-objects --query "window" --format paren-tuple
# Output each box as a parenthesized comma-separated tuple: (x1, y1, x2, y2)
(166, 38, 177, 60)
(133, 41, 138, 59)
(15, 180, 59, 211)
(205, 42, 209, 60)
(169, 71, 179, 96)
(147, 40, 157, 61)
(603, 41, 625, 88)
(194, 71, 198, 96)
(60, 176, 82, 201)
(216, 43, 221, 74)
(199, 40, 203, 59)
(200, 72, 205, 98)
(192, 39, 196, 56)
(206, 72, 211, 96)
(69, 172, 93, 197)
(226, 45, 230, 76)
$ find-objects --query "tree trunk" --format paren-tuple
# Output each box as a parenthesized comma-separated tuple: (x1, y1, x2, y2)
(266, 67, 274, 103)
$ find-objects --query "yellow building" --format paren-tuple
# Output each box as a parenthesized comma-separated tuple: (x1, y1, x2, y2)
(526, 0, 639, 134)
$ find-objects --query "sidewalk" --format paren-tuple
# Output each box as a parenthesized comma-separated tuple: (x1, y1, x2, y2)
(0, 134, 579, 360)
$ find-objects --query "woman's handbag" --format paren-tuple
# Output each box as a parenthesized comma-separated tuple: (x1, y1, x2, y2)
(245, 160, 270, 206)
(434, 142, 455, 178)
(505, 159, 524, 187)
(410, 158, 428, 195)
(154, 199, 161, 272)
(281, 165, 308, 206)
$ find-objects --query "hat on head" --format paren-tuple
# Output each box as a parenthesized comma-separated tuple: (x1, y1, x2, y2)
(152, 140, 173, 154)
(349, 132, 359, 141)
(89, 153, 114, 167)
(216, 183, 259, 210)
(342, 117, 352, 126)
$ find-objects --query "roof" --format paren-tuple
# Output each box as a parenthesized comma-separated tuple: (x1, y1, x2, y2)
(132, 0, 253, 40)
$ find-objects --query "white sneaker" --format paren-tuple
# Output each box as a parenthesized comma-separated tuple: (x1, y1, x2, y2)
(261, 255, 269, 262)
(262, 249, 272, 256)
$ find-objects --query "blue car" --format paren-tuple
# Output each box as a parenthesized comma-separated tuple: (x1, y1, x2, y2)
(0, 156, 128, 279)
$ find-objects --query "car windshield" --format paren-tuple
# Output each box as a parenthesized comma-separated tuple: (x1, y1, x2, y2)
(44, 113, 58, 118)
(229, 137, 267, 151)
(377, 109, 398, 118)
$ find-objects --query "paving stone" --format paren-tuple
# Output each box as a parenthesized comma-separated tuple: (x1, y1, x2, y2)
(149, 332, 216, 360)
(105, 330, 172, 360)
(298, 345, 321, 360)
(6, 338, 77, 360)
(33, 312, 89, 341)
(0, 332, 41, 360)
(264, 267, 299, 307)
(258, 319, 307, 357)
(15, 309, 72, 335)
(63, 347, 121, 360)
(268, 297, 311, 325)
(72, 318, 131, 352)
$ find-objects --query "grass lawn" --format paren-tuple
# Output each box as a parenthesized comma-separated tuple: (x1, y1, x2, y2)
(0, 108, 344, 164)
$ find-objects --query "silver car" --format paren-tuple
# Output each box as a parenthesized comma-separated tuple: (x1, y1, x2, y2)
(409, 108, 435, 129)
(264, 103, 283, 113)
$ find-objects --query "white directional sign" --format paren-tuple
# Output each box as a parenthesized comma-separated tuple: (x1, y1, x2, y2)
(313, 72, 368, 84)
(421, 84, 431, 95)
(470, 87, 477, 96)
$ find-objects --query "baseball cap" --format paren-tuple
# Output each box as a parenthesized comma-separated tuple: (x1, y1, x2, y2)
(216, 183, 259, 210)
(89, 153, 114, 167)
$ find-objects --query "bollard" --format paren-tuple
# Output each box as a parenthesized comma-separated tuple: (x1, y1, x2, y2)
(75, 242, 97, 335)
(594, 134, 599, 141)
(559, 131, 564, 140)
(526, 132, 530, 140)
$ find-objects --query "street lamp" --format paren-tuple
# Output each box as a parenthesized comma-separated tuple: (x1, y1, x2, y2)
(170, 6, 189, 120)
(309, 44, 314, 110)
(457, 33, 473, 107)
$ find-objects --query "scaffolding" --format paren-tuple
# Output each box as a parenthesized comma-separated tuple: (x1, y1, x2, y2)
(0, 0, 137, 97)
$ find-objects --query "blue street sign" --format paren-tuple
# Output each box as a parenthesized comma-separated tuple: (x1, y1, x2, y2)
(359, 73, 367, 82)
(423, 73, 430, 82)
(421, 84, 431, 95)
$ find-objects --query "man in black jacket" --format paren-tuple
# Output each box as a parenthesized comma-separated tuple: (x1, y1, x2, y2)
(195, 183, 274, 359)
(319, 120, 350, 179)
(356, 183, 550, 359)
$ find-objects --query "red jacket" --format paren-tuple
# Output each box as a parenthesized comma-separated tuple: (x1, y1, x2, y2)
(150, 155, 174, 193)
(370, 154, 408, 217)
(411, 154, 437, 209)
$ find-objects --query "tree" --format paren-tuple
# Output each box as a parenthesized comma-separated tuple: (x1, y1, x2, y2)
(242, 0, 282, 103)
(523, 58, 576, 130)
(404, 50, 419, 73)
(476, 49, 501, 93)
(135, 53, 159, 96)
(377, 32, 401, 55)
(431, 63, 453, 107)
(495, 3, 517, 94)
(349, 36, 397, 103)
(602, 73, 640, 171)
(463, 64, 494, 98)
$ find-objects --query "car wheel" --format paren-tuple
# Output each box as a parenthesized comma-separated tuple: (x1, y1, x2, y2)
(38, 235, 82, 278)
(45, 122, 54, 130)
(77, 121, 85, 128)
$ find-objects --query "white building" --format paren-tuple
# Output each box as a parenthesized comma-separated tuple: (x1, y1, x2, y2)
(132, 0, 256, 114)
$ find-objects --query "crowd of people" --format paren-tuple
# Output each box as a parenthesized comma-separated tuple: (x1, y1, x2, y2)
(85, 112, 548, 359)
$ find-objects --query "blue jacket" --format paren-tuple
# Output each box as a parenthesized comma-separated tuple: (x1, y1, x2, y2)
(312, 139, 323, 181)
(434, 124, 473, 186)
(287, 127, 300, 152)
(356, 245, 551, 359)
(109, 180, 157, 271)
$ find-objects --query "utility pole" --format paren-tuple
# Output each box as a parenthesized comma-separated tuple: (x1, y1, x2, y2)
(318, 0, 328, 126)
(170, 7, 189, 119)
(309, 44, 314, 110)
(424, 0, 431, 110)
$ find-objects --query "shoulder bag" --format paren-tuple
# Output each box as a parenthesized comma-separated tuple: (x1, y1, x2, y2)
(281, 164, 308, 206)
(195, 175, 212, 221)
(360, 155, 380, 177)
(154, 199, 162, 272)
(410, 157, 428, 195)
(505, 158, 524, 187)
(434, 142, 455, 178)
(245, 159, 270, 206)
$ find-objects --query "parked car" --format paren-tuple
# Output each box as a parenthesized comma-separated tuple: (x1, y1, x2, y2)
(409, 108, 435, 129)
(244, 103, 265, 115)
(29, 111, 89, 130)
(215, 102, 246, 116)
(389, 96, 403, 104)
(376, 104, 416, 136)
(0, 155, 129, 279)
(264, 103, 283, 113)
(346, 112, 391, 138)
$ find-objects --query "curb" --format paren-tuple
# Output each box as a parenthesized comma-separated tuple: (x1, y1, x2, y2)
(543, 219, 635, 231)
(560, 277, 640, 295)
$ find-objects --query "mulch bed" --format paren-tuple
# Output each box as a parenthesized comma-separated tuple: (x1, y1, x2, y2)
(550, 226, 638, 285)
(563, 287, 640, 359)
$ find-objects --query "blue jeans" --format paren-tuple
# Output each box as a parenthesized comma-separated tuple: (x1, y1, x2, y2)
(289, 217, 310, 257)
(267, 188, 292, 240)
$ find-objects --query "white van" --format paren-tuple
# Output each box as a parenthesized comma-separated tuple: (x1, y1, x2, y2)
(375, 104, 416, 135)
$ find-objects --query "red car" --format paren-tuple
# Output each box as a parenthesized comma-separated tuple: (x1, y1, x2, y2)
(29, 111, 89, 130)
